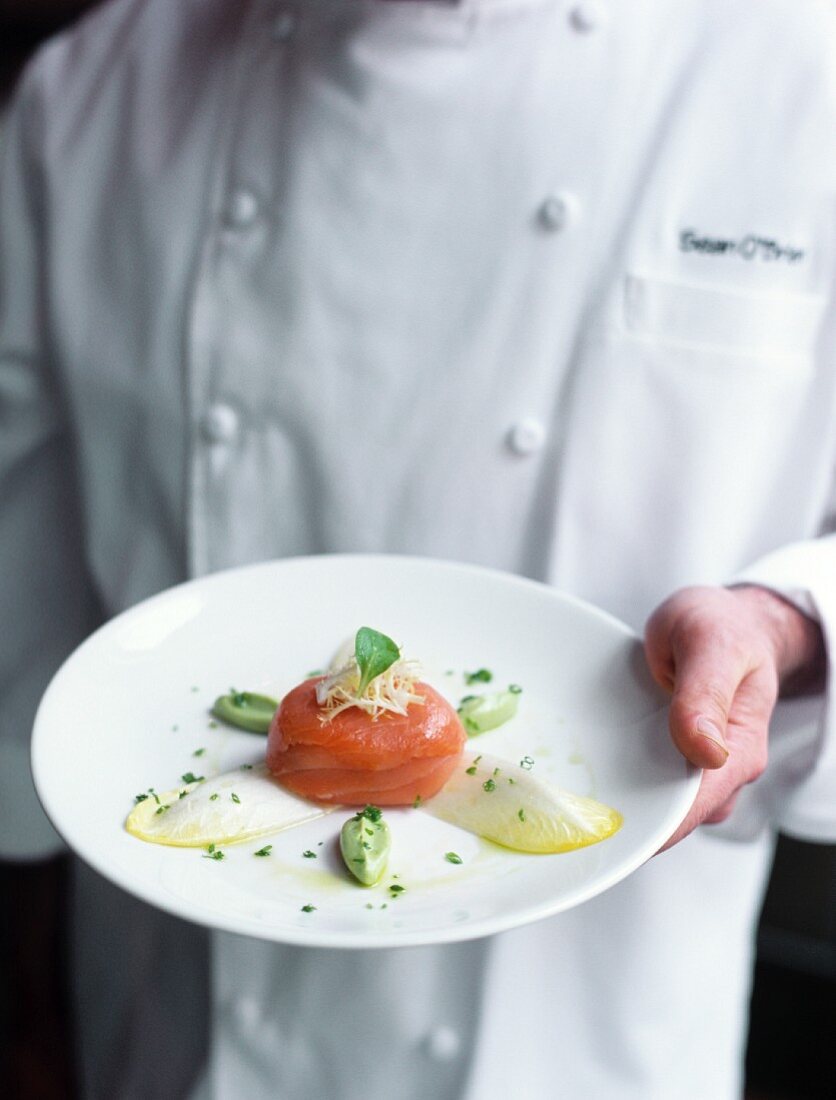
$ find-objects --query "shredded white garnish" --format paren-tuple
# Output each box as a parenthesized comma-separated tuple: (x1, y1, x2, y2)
(316, 656, 425, 720)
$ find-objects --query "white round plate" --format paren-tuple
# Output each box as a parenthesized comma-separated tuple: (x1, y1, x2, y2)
(33, 554, 699, 948)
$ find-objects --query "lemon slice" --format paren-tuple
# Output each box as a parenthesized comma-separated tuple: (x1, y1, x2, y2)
(125, 764, 332, 847)
(422, 752, 622, 853)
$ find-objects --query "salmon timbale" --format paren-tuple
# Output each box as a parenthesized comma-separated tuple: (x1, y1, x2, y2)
(266, 678, 467, 805)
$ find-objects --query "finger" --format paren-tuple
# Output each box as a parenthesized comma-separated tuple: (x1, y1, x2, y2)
(703, 792, 739, 825)
(644, 604, 677, 692)
(657, 778, 739, 853)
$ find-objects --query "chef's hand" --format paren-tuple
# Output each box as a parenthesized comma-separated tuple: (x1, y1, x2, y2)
(644, 584, 825, 852)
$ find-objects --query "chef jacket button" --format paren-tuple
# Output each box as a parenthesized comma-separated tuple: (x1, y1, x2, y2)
(224, 188, 259, 230)
(232, 996, 262, 1029)
(538, 191, 578, 232)
(201, 403, 240, 445)
(424, 1025, 461, 1062)
(507, 418, 546, 456)
(569, 1, 606, 32)
(272, 9, 297, 42)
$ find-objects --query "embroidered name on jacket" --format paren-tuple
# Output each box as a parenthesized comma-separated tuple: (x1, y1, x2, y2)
(679, 229, 805, 263)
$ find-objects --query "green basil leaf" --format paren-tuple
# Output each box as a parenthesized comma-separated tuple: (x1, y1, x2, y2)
(355, 627, 400, 695)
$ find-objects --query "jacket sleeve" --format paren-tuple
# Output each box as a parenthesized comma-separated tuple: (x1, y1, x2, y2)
(733, 534, 836, 842)
(0, 64, 100, 860)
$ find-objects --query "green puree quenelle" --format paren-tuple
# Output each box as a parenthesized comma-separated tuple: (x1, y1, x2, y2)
(211, 689, 279, 734)
(340, 806, 392, 886)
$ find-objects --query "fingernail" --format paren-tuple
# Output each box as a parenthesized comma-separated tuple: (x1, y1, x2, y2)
(696, 716, 730, 760)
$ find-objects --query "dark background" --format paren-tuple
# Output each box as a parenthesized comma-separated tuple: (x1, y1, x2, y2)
(0, 3, 834, 1097)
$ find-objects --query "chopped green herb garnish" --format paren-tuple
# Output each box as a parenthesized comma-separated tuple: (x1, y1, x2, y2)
(520, 756, 535, 770)
(178, 789, 189, 799)
(301, 904, 316, 913)
(459, 694, 477, 705)
(254, 845, 273, 857)
(203, 847, 225, 861)
(240, 764, 253, 770)
(445, 852, 463, 865)
(412, 793, 422, 808)
(209, 793, 219, 801)
(518, 808, 526, 822)
(465, 765, 477, 776)
(193, 748, 206, 757)
(306, 669, 323, 678)
(231, 792, 241, 804)
(356, 805, 383, 823)
(482, 778, 497, 793)
(493, 767, 500, 777)
(389, 884, 405, 894)
(181, 771, 204, 784)
(465, 668, 493, 685)
(509, 684, 523, 694)
(302, 850, 317, 859)
(155, 804, 170, 815)
(134, 793, 149, 803)
(149, 789, 161, 805)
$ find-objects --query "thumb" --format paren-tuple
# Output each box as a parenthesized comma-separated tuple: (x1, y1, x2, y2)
(667, 628, 746, 769)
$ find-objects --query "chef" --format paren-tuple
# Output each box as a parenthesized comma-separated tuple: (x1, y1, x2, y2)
(1, 0, 834, 1097)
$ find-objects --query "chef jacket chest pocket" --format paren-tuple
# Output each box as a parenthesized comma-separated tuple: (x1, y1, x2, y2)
(621, 273, 825, 378)
(611, 271, 827, 503)
(555, 272, 830, 583)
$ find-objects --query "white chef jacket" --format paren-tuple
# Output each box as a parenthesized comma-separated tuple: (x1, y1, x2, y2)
(2, 1, 835, 1097)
